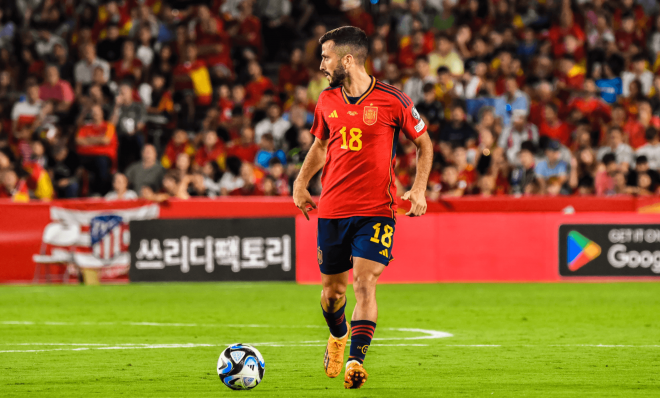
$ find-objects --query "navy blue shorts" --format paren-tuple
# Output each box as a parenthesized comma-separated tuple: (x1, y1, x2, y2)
(317, 216, 396, 275)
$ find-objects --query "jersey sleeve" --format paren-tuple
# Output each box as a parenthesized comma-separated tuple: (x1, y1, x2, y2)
(310, 94, 329, 140)
(397, 93, 427, 141)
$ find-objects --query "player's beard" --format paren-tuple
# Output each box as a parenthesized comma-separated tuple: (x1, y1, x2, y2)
(328, 64, 347, 88)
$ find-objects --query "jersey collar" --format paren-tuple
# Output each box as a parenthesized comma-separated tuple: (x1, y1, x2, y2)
(341, 76, 376, 105)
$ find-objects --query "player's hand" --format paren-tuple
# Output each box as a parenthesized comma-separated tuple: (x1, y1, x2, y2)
(401, 189, 427, 217)
(293, 182, 317, 221)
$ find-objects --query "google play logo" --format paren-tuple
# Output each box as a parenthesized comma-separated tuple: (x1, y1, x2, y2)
(567, 231, 602, 271)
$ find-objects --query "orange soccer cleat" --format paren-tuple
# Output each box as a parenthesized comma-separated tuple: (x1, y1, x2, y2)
(323, 332, 349, 378)
(344, 361, 368, 389)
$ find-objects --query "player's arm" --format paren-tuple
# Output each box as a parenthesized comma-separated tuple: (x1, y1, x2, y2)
(293, 137, 328, 220)
(402, 133, 432, 216)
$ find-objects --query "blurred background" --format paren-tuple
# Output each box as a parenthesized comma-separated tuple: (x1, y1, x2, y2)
(1, 0, 660, 201)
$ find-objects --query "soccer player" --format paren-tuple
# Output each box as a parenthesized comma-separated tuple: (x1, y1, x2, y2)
(293, 26, 433, 389)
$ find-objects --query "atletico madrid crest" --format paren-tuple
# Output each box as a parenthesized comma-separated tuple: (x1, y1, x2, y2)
(363, 105, 378, 126)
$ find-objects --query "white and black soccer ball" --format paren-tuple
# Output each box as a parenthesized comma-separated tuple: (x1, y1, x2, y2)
(217, 344, 265, 390)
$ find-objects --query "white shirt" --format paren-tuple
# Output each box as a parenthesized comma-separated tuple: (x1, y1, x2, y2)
(218, 172, 244, 193)
(403, 75, 436, 106)
(597, 143, 635, 165)
(74, 58, 111, 85)
(254, 117, 291, 147)
(105, 190, 138, 200)
(498, 123, 539, 164)
(622, 71, 654, 97)
(636, 143, 660, 170)
(11, 100, 42, 121)
(136, 45, 154, 67)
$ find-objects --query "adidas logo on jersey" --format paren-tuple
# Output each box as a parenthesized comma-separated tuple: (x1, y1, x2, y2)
(328, 110, 338, 118)
(379, 249, 388, 257)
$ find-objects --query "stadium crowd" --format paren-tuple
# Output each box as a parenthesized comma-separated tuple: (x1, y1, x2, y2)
(1, 0, 660, 202)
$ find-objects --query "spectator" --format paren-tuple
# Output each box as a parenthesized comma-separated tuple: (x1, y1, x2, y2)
(219, 156, 244, 196)
(228, 126, 260, 164)
(112, 83, 146, 171)
(75, 104, 117, 196)
(439, 165, 464, 197)
(161, 129, 195, 169)
(11, 82, 50, 142)
(113, 41, 143, 83)
(637, 127, 660, 170)
(535, 140, 568, 194)
(626, 155, 660, 194)
(429, 34, 463, 78)
(105, 173, 138, 200)
(194, 130, 226, 171)
(267, 157, 290, 196)
(230, 162, 263, 196)
(255, 102, 290, 146)
(173, 43, 212, 109)
(278, 48, 310, 96)
(255, 133, 286, 169)
(40, 65, 74, 113)
(439, 102, 476, 146)
(499, 110, 539, 165)
(50, 145, 79, 198)
(595, 153, 620, 196)
(245, 61, 275, 107)
(125, 144, 164, 194)
(96, 23, 124, 63)
(74, 43, 110, 95)
(597, 127, 634, 168)
(510, 141, 537, 195)
(595, 54, 624, 104)
(569, 148, 598, 195)
(403, 56, 436, 105)
(539, 103, 571, 147)
(415, 83, 443, 135)
(622, 54, 653, 97)
(624, 100, 652, 150)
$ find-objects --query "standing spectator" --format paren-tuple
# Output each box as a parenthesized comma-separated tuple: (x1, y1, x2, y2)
(255, 102, 290, 146)
(111, 83, 146, 171)
(403, 56, 435, 105)
(173, 43, 213, 114)
(535, 140, 568, 194)
(499, 110, 539, 165)
(125, 144, 164, 193)
(105, 173, 138, 200)
(75, 104, 117, 196)
(74, 43, 110, 95)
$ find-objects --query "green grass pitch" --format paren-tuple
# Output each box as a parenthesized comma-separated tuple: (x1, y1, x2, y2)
(1, 282, 659, 397)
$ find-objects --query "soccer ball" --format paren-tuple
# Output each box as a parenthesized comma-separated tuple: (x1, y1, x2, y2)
(217, 344, 265, 390)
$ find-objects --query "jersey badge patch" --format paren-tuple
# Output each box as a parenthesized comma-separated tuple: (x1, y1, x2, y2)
(363, 105, 378, 126)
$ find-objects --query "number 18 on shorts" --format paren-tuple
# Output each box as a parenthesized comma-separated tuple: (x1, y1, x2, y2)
(317, 216, 395, 275)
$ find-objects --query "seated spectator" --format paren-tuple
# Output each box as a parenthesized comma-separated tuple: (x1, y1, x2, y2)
(539, 103, 571, 147)
(439, 102, 476, 146)
(597, 127, 634, 169)
(262, 175, 279, 196)
(283, 105, 309, 151)
(96, 23, 124, 63)
(429, 34, 464, 78)
(112, 83, 146, 171)
(40, 65, 74, 113)
(74, 43, 110, 95)
(230, 162, 263, 196)
(113, 41, 143, 83)
(415, 83, 443, 135)
(75, 104, 117, 196)
(626, 155, 660, 194)
(403, 56, 436, 106)
(595, 54, 623, 104)
(161, 129, 195, 169)
(287, 128, 314, 168)
(499, 77, 530, 127)
(267, 158, 290, 196)
(510, 141, 537, 195)
(0, 169, 29, 202)
(50, 145, 79, 198)
(595, 153, 620, 196)
(194, 130, 226, 171)
(499, 110, 539, 165)
(439, 164, 465, 197)
(219, 156, 244, 196)
(11, 82, 50, 141)
(255, 133, 286, 169)
(173, 43, 213, 108)
(569, 148, 598, 195)
(624, 100, 652, 149)
(636, 128, 660, 170)
(622, 54, 653, 97)
(125, 144, 164, 194)
(178, 171, 215, 199)
(278, 48, 310, 97)
(228, 126, 260, 164)
(535, 140, 568, 194)
(255, 102, 290, 146)
(245, 61, 275, 107)
(105, 173, 138, 200)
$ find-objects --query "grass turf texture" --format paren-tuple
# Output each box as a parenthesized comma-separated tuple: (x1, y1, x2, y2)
(1, 283, 659, 397)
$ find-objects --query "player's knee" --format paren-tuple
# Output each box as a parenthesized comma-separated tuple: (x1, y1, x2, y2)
(322, 284, 346, 304)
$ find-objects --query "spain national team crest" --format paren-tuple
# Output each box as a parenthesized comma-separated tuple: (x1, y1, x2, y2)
(363, 105, 378, 126)
(317, 247, 323, 265)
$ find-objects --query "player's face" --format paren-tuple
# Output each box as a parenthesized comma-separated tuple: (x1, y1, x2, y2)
(320, 41, 347, 88)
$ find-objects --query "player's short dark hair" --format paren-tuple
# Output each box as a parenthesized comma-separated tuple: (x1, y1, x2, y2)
(319, 26, 369, 63)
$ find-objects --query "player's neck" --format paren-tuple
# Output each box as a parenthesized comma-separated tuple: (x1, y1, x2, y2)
(342, 70, 372, 97)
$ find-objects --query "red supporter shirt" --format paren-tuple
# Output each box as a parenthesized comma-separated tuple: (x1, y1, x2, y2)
(310, 78, 427, 219)
(540, 121, 571, 146)
(76, 122, 118, 160)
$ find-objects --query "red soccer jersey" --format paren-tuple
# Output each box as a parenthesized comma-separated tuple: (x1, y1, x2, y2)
(310, 78, 427, 219)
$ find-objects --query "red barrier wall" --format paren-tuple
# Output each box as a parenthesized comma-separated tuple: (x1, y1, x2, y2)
(2, 197, 660, 283)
